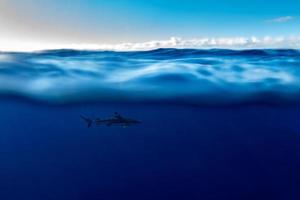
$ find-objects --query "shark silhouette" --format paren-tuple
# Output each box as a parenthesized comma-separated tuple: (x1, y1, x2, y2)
(81, 112, 141, 128)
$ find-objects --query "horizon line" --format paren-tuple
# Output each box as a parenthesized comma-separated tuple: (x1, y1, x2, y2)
(1, 36, 300, 52)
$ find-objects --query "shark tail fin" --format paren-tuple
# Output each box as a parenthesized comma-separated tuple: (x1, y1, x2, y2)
(80, 115, 93, 128)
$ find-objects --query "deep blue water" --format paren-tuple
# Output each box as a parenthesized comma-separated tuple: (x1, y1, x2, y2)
(1, 49, 300, 199)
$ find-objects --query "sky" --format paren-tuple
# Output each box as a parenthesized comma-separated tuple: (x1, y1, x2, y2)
(0, 0, 300, 50)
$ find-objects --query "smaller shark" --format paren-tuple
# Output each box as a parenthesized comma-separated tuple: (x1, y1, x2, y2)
(81, 112, 141, 128)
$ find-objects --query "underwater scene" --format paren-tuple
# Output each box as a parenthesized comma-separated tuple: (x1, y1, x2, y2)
(1, 49, 300, 199)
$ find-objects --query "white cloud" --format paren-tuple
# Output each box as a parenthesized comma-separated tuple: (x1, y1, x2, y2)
(1, 36, 300, 52)
(266, 16, 295, 23)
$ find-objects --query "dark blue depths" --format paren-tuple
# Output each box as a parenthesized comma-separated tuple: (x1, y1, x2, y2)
(0, 99, 300, 200)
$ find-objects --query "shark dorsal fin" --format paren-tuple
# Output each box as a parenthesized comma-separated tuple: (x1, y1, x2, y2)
(114, 112, 123, 119)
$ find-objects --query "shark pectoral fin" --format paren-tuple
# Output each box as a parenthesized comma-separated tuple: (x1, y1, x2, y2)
(80, 115, 93, 128)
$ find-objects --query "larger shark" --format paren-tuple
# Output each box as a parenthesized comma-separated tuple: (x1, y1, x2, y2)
(81, 112, 141, 128)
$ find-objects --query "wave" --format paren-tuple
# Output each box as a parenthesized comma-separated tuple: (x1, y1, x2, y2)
(0, 48, 300, 105)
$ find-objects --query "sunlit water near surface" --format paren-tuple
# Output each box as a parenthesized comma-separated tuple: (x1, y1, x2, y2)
(1, 48, 300, 104)
(1, 49, 300, 200)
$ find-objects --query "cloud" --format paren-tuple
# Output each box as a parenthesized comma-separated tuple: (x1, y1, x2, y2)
(94, 36, 300, 50)
(266, 16, 295, 23)
(1, 36, 300, 52)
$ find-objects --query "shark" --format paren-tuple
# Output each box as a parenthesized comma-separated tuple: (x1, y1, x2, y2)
(81, 112, 141, 128)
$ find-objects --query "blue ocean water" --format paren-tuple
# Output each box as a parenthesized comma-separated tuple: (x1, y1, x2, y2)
(1, 48, 300, 104)
(1, 49, 300, 199)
